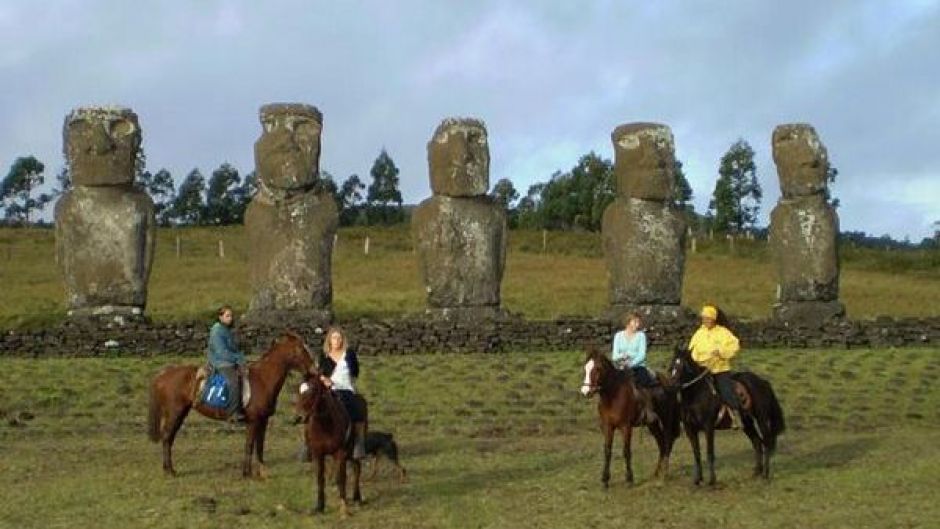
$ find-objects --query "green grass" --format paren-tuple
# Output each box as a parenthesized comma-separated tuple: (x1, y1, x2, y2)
(2, 347, 939, 528)
(1, 226, 939, 329)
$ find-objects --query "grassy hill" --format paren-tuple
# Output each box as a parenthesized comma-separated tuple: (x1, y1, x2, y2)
(0, 225, 938, 329)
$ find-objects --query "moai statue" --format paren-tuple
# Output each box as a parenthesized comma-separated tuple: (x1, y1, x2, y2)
(244, 103, 338, 325)
(769, 124, 844, 325)
(54, 106, 156, 323)
(412, 118, 508, 320)
(601, 123, 689, 325)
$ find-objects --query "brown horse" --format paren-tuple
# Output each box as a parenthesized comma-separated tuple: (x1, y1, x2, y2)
(580, 346, 680, 487)
(294, 372, 367, 516)
(148, 331, 314, 477)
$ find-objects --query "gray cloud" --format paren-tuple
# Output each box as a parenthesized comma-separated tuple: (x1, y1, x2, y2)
(1, 0, 938, 238)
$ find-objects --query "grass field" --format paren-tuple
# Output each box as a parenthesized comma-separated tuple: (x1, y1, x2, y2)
(2, 346, 939, 528)
(1, 226, 938, 329)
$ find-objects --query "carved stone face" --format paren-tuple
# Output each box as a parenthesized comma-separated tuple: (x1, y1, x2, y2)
(772, 123, 830, 198)
(255, 104, 323, 192)
(428, 118, 490, 197)
(64, 107, 141, 186)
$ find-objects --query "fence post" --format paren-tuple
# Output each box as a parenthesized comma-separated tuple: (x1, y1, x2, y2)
(364, 235, 370, 256)
(175, 235, 181, 259)
(218, 239, 224, 259)
(727, 234, 735, 252)
(542, 229, 547, 253)
(691, 237, 697, 253)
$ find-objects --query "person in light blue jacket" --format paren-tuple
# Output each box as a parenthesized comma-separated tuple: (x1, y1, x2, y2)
(207, 305, 247, 420)
(611, 313, 655, 387)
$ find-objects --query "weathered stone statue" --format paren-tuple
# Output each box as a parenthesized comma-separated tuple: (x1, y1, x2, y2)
(412, 118, 508, 320)
(244, 103, 338, 324)
(54, 106, 156, 322)
(769, 123, 844, 325)
(602, 123, 689, 324)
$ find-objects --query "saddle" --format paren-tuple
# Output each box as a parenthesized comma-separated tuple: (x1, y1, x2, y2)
(194, 366, 251, 409)
(707, 374, 752, 429)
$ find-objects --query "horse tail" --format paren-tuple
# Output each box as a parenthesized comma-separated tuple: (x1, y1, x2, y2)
(147, 379, 162, 443)
(736, 372, 786, 448)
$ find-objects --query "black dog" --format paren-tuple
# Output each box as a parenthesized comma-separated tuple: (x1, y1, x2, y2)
(363, 431, 407, 483)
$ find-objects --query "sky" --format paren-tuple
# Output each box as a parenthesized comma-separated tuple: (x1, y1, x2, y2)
(1, 0, 938, 239)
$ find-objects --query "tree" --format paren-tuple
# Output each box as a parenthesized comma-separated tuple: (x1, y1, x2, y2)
(339, 174, 366, 226)
(519, 152, 614, 231)
(51, 166, 72, 198)
(205, 163, 241, 225)
(490, 178, 519, 210)
(169, 168, 206, 225)
(366, 149, 404, 225)
(708, 139, 762, 233)
(825, 165, 840, 208)
(673, 160, 693, 210)
(1, 156, 51, 224)
(229, 171, 257, 224)
(138, 168, 175, 225)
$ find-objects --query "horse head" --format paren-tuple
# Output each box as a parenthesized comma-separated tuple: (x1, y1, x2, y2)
(268, 330, 315, 373)
(294, 371, 327, 420)
(665, 343, 701, 387)
(580, 344, 611, 397)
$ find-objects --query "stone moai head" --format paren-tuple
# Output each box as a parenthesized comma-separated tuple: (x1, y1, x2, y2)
(772, 123, 830, 199)
(63, 107, 141, 186)
(428, 118, 490, 197)
(255, 103, 323, 192)
(611, 123, 676, 201)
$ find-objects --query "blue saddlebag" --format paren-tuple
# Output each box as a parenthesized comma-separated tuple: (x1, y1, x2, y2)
(201, 372, 230, 409)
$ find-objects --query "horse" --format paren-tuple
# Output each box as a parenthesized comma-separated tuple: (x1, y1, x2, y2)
(667, 345, 786, 485)
(580, 346, 681, 487)
(294, 372, 368, 516)
(147, 331, 315, 478)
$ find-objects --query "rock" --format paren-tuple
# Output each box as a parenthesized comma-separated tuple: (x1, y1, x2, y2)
(611, 122, 675, 201)
(255, 103, 323, 197)
(412, 195, 507, 314)
(427, 118, 489, 197)
(55, 183, 156, 311)
(602, 197, 686, 306)
(245, 191, 338, 317)
(63, 107, 141, 187)
(772, 123, 830, 198)
(769, 191, 840, 303)
(772, 301, 846, 328)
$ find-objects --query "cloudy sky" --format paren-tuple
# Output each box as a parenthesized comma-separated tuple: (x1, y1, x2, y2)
(1, 0, 938, 239)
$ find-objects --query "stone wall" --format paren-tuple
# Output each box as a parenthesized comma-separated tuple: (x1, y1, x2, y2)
(2, 315, 938, 358)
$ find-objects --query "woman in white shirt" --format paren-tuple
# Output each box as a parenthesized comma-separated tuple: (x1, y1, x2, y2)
(317, 326, 367, 459)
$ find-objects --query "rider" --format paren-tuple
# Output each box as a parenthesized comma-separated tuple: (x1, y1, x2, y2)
(611, 312, 655, 387)
(207, 305, 247, 422)
(317, 326, 367, 460)
(688, 305, 742, 427)
(612, 312, 657, 423)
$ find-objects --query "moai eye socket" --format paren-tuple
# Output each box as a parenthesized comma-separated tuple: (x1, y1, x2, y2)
(293, 121, 320, 143)
(110, 119, 136, 137)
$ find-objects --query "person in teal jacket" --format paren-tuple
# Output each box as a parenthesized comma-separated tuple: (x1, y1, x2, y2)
(207, 305, 246, 421)
(611, 313, 655, 387)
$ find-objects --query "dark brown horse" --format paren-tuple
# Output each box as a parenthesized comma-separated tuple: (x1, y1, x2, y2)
(580, 346, 680, 487)
(148, 331, 314, 477)
(294, 372, 368, 516)
(667, 345, 786, 485)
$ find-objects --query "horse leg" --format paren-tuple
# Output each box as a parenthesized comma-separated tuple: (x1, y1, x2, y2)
(685, 424, 703, 486)
(243, 422, 256, 478)
(314, 454, 326, 514)
(162, 405, 190, 476)
(622, 426, 634, 485)
(706, 425, 717, 486)
(601, 423, 613, 488)
(742, 416, 764, 478)
(254, 418, 270, 480)
(648, 422, 668, 480)
(351, 458, 363, 503)
(335, 453, 350, 517)
(763, 431, 775, 480)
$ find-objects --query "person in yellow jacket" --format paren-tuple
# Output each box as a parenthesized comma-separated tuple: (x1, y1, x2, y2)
(688, 305, 743, 426)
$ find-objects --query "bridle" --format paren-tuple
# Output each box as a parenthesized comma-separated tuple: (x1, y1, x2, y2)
(672, 355, 711, 390)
